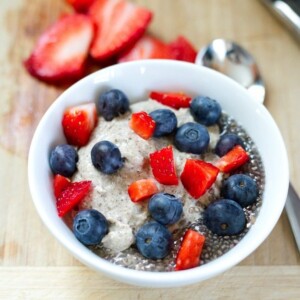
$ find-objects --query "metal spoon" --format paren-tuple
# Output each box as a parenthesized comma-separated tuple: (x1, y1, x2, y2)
(195, 38, 300, 252)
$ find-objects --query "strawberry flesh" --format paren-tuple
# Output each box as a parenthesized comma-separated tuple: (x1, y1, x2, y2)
(66, 0, 95, 12)
(149, 91, 192, 109)
(169, 35, 197, 63)
(53, 174, 71, 199)
(149, 146, 179, 185)
(128, 179, 159, 202)
(129, 111, 156, 140)
(180, 159, 219, 199)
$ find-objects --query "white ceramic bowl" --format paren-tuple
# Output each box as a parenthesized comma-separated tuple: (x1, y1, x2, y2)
(28, 60, 289, 288)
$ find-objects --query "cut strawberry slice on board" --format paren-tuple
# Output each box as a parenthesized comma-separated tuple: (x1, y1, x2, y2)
(66, 0, 95, 12)
(215, 145, 249, 173)
(128, 179, 159, 202)
(169, 35, 197, 63)
(118, 35, 172, 62)
(149, 91, 192, 109)
(53, 174, 71, 199)
(24, 14, 94, 84)
(88, 0, 152, 61)
(129, 111, 156, 140)
(57, 180, 92, 217)
(149, 146, 179, 185)
(62, 103, 98, 147)
(180, 159, 219, 199)
(175, 229, 205, 271)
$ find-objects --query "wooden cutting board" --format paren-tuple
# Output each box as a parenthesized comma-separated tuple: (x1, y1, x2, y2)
(0, 0, 299, 298)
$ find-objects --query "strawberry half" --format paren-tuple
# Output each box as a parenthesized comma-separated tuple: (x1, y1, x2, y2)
(149, 91, 192, 109)
(66, 0, 95, 12)
(62, 103, 98, 147)
(149, 146, 179, 185)
(57, 180, 92, 217)
(215, 145, 249, 173)
(88, 0, 152, 61)
(53, 174, 71, 199)
(118, 35, 172, 62)
(169, 35, 197, 63)
(180, 159, 219, 199)
(129, 111, 156, 140)
(175, 229, 205, 271)
(128, 179, 159, 202)
(24, 14, 94, 84)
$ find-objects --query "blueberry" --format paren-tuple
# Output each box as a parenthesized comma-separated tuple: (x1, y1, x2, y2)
(190, 96, 221, 126)
(174, 122, 210, 154)
(49, 144, 78, 177)
(97, 89, 129, 121)
(149, 109, 177, 137)
(203, 199, 246, 236)
(221, 174, 258, 207)
(73, 209, 108, 246)
(91, 141, 123, 174)
(135, 221, 172, 259)
(215, 133, 244, 157)
(148, 193, 183, 225)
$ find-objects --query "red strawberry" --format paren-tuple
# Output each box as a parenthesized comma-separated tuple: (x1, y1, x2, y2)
(175, 229, 205, 271)
(149, 91, 192, 109)
(53, 174, 71, 199)
(88, 0, 152, 61)
(129, 111, 156, 140)
(128, 179, 159, 202)
(66, 0, 95, 12)
(180, 159, 219, 199)
(62, 103, 98, 147)
(57, 180, 92, 217)
(215, 145, 249, 173)
(118, 35, 172, 62)
(169, 35, 197, 63)
(149, 146, 179, 185)
(24, 14, 94, 84)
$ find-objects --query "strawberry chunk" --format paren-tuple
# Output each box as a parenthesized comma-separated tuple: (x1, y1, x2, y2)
(129, 111, 156, 140)
(128, 179, 159, 202)
(175, 229, 205, 271)
(89, 0, 152, 61)
(66, 0, 95, 12)
(149, 91, 192, 109)
(180, 159, 219, 199)
(53, 174, 71, 199)
(149, 146, 179, 185)
(118, 35, 172, 62)
(169, 35, 197, 63)
(215, 145, 249, 173)
(57, 180, 92, 217)
(62, 103, 97, 147)
(24, 14, 94, 84)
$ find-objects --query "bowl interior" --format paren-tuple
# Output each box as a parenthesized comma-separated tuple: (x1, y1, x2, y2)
(28, 60, 289, 288)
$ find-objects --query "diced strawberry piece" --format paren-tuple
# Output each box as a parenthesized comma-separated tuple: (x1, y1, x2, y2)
(53, 174, 71, 199)
(24, 14, 94, 84)
(149, 146, 179, 185)
(66, 0, 95, 12)
(169, 35, 197, 63)
(88, 0, 152, 61)
(118, 35, 172, 62)
(57, 180, 92, 217)
(62, 103, 98, 147)
(129, 111, 156, 140)
(180, 159, 219, 199)
(215, 145, 249, 173)
(149, 91, 192, 109)
(128, 179, 159, 202)
(175, 229, 205, 271)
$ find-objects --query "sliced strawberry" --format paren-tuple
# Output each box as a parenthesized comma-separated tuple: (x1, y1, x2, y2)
(129, 111, 156, 140)
(24, 14, 94, 84)
(128, 179, 159, 202)
(118, 35, 172, 62)
(66, 0, 95, 12)
(169, 35, 197, 63)
(53, 174, 71, 199)
(175, 229, 205, 271)
(149, 91, 192, 109)
(180, 159, 219, 199)
(215, 145, 249, 173)
(88, 0, 152, 61)
(62, 103, 98, 147)
(149, 146, 179, 185)
(57, 180, 92, 217)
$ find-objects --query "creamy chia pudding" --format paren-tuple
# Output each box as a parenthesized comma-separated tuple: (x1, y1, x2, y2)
(49, 89, 265, 272)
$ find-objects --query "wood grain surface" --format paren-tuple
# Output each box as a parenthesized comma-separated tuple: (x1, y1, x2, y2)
(0, 0, 299, 299)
